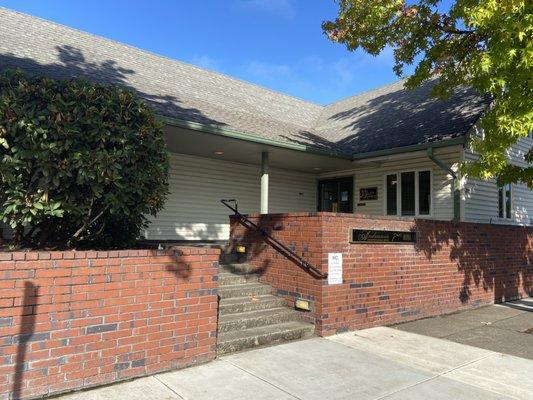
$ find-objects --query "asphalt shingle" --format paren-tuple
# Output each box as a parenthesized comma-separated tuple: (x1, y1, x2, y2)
(0, 8, 488, 157)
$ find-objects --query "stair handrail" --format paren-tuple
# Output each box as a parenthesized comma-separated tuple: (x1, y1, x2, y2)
(221, 199, 327, 279)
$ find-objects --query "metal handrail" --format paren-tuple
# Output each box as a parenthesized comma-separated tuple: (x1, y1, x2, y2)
(221, 199, 327, 279)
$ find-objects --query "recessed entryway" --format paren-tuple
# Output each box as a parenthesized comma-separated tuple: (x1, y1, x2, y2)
(317, 177, 353, 213)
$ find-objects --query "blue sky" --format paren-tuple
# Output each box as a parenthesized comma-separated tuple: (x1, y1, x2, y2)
(1, 0, 409, 105)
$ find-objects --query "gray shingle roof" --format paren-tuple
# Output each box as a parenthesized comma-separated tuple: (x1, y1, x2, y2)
(311, 80, 488, 155)
(0, 8, 488, 158)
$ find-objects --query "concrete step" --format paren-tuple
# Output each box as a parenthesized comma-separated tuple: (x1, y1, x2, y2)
(219, 295, 287, 315)
(218, 307, 299, 333)
(218, 282, 272, 299)
(217, 321, 315, 355)
(220, 263, 258, 275)
(219, 272, 259, 286)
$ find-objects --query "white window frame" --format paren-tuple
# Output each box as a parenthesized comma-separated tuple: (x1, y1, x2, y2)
(498, 183, 513, 220)
(383, 169, 433, 217)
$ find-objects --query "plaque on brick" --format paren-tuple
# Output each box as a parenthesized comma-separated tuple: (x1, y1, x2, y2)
(351, 229, 416, 243)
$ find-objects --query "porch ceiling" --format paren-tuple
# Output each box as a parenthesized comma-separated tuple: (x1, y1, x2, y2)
(164, 125, 354, 173)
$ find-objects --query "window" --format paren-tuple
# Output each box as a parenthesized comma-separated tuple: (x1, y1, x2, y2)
(498, 183, 512, 219)
(385, 170, 432, 216)
(401, 172, 416, 216)
(418, 171, 431, 215)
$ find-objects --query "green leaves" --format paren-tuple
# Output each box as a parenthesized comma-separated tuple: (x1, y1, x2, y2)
(0, 70, 169, 248)
(324, 0, 533, 187)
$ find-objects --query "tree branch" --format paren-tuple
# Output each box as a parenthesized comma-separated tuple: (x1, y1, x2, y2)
(70, 203, 110, 244)
(439, 26, 476, 35)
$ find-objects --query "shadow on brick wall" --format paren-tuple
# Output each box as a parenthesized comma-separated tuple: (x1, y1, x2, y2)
(414, 220, 532, 304)
(228, 215, 286, 275)
(228, 214, 323, 278)
(12, 281, 38, 400)
(166, 249, 191, 280)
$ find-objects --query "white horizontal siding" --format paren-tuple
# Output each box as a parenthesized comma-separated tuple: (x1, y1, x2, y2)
(464, 136, 533, 225)
(319, 146, 462, 221)
(507, 135, 531, 168)
(144, 153, 317, 241)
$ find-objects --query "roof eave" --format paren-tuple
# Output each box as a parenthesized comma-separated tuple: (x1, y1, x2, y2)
(159, 115, 353, 160)
(161, 115, 466, 162)
(350, 136, 466, 160)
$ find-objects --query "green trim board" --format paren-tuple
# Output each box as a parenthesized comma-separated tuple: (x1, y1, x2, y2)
(351, 136, 466, 160)
(159, 115, 352, 159)
(159, 115, 466, 162)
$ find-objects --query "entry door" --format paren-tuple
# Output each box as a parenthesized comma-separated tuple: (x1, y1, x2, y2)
(318, 177, 353, 213)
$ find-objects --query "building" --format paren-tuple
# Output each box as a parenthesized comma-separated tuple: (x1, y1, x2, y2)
(0, 8, 531, 243)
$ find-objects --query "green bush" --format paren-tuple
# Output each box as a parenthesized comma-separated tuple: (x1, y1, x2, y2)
(0, 70, 169, 248)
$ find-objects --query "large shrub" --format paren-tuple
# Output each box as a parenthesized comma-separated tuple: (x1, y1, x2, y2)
(0, 70, 169, 248)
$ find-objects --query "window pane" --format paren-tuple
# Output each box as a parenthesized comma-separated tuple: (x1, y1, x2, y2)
(418, 171, 431, 215)
(386, 174, 397, 215)
(498, 186, 504, 218)
(401, 172, 415, 216)
(505, 184, 511, 219)
(339, 179, 353, 213)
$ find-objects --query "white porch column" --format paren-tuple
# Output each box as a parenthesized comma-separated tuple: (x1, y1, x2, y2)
(261, 151, 269, 214)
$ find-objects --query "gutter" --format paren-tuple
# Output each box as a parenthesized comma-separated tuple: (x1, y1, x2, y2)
(427, 147, 461, 221)
(351, 136, 465, 160)
(161, 115, 466, 165)
(159, 115, 352, 160)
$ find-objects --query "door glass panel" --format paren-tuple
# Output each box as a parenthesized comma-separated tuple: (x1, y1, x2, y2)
(321, 181, 337, 212)
(418, 171, 431, 215)
(339, 179, 353, 213)
(386, 174, 397, 215)
(401, 172, 415, 216)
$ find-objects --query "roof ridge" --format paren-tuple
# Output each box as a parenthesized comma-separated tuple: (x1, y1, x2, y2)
(324, 78, 408, 108)
(309, 78, 408, 130)
(0, 6, 324, 110)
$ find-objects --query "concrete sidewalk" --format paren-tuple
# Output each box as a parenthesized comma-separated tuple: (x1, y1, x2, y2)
(57, 325, 533, 400)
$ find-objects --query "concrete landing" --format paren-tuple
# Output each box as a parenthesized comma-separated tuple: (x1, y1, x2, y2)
(57, 325, 533, 400)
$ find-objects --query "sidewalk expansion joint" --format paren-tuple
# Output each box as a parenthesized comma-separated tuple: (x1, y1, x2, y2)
(224, 359, 302, 400)
(374, 352, 505, 400)
(152, 375, 186, 400)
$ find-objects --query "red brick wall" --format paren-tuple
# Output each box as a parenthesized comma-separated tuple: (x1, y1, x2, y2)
(229, 214, 324, 325)
(230, 213, 533, 336)
(0, 247, 219, 400)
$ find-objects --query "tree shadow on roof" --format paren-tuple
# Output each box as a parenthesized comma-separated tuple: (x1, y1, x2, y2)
(0, 45, 227, 127)
(279, 130, 351, 156)
(282, 80, 488, 156)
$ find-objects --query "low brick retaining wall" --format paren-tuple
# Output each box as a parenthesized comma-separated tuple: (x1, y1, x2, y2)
(230, 213, 533, 336)
(0, 247, 219, 400)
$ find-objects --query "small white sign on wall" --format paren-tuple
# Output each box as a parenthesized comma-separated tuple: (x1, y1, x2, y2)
(327, 253, 343, 285)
